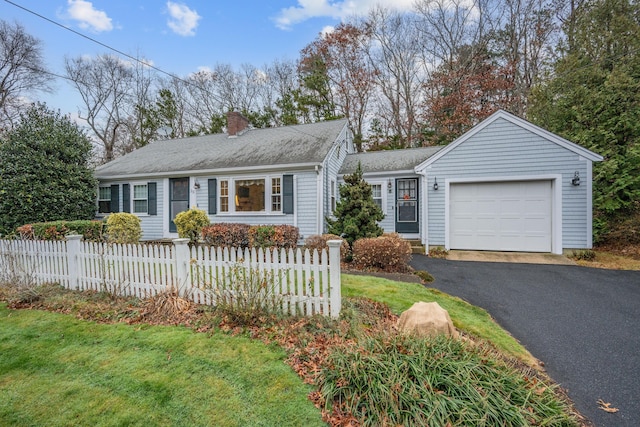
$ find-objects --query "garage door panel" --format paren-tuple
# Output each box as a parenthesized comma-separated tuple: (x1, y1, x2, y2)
(450, 181, 552, 252)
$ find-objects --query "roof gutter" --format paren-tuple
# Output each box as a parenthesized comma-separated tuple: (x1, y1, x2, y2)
(95, 161, 324, 180)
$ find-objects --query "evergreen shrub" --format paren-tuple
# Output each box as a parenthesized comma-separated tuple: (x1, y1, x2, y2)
(105, 213, 142, 244)
(174, 208, 210, 243)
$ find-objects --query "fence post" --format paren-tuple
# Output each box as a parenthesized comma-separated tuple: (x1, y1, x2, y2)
(173, 238, 190, 294)
(66, 235, 82, 290)
(327, 240, 342, 318)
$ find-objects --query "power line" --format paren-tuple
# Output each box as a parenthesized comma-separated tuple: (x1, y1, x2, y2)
(2, 0, 194, 88)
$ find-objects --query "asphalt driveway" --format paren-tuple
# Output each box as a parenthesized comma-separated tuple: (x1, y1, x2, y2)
(410, 255, 640, 427)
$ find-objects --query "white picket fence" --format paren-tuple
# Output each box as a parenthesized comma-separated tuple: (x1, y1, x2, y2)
(0, 236, 342, 317)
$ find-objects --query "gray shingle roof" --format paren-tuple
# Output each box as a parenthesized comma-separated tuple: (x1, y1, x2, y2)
(95, 119, 348, 178)
(340, 146, 444, 175)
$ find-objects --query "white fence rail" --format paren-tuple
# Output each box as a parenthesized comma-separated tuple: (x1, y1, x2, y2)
(0, 236, 342, 317)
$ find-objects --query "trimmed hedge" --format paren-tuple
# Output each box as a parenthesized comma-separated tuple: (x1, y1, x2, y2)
(15, 220, 105, 241)
(105, 213, 142, 244)
(352, 233, 412, 272)
(303, 234, 350, 261)
(201, 223, 299, 249)
(174, 208, 210, 243)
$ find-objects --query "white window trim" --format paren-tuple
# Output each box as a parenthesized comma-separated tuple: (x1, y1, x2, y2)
(97, 185, 112, 215)
(131, 181, 150, 216)
(216, 174, 286, 216)
(367, 180, 387, 214)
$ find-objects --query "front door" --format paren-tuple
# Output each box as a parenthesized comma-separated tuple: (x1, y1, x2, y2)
(169, 178, 189, 233)
(396, 178, 419, 234)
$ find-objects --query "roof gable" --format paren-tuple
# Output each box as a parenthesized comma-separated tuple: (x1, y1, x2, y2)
(414, 110, 603, 172)
(96, 119, 349, 179)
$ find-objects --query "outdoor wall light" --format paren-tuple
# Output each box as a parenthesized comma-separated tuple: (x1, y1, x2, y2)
(388, 179, 392, 193)
(571, 171, 580, 186)
(194, 179, 201, 190)
(433, 177, 439, 191)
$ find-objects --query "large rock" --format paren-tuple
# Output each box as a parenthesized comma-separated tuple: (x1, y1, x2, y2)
(397, 301, 458, 338)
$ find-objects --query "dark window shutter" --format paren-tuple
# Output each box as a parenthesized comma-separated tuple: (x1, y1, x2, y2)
(283, 175, 294, 214)
(147, 182, 157, 215)
(122, 184, 131, 213)
(208, 179, 217, 215)
(110, 184, 120, 212)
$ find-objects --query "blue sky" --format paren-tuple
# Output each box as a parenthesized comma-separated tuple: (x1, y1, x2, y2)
(1, 0, 414, 117)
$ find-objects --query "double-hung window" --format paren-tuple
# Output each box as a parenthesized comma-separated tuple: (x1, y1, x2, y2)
(271, 178, 282, 212)
(133, 184, 148, 214)
(371, 183, 383, 210)
(216, 175, 290, 214)
(98, 186, 111, 214)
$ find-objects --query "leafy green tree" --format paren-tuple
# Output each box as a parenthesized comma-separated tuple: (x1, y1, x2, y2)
(0, 103, 97, 235)
(327, 163, 384, 247)
(528, 0, 640, 238)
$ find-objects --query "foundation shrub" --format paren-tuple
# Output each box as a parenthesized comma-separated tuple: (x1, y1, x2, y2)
(304, 234, 350, 261)
(201, 223, 251, 248)
(273, 225, 299, 249)
(352, 233, 412, 272)
(174, 208, 210, 243)
(105, 213, 142, 244)
(15, 220, 105, 241)
(202, 223, 299, 249)
(249, 225, 276, 248)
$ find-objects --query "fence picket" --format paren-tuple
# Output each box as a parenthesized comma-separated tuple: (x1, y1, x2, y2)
(0, 237, 342, 317)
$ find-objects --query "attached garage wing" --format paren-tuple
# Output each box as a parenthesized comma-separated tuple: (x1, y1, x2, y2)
(449, 181, 552, 252)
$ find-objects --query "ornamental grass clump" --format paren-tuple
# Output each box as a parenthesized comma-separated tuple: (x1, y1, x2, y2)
(320, 333, 578, 427)
(209, 262, 284, 326)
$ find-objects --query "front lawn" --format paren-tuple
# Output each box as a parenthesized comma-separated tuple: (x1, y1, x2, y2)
(0, 274, 581, 426)
(0, 303, 324, 427)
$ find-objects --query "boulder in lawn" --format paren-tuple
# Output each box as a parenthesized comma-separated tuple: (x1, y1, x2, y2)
(397, 301, 458, 338)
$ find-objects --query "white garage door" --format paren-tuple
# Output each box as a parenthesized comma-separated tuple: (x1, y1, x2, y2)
(449, 181, 552, 252)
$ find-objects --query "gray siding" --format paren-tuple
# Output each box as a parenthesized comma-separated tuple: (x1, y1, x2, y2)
(140, 180, 164, 240)
(97, 180, 164, 241)
(324, 127, 354, 232)
(192, 171, 320, 240)
(426, 117, 591, 248)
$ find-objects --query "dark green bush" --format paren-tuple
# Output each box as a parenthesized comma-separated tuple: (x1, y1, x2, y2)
(16, 220, 105, 241)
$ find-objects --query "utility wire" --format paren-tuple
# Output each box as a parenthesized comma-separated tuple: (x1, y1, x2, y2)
(3, 0, 196, 88)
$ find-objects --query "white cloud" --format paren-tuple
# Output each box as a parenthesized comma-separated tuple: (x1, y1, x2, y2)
(166, 1, 201, 36)
(274, 0, 415, 30)
(66, 0, 113, 32)
(320, 25, 335, 37)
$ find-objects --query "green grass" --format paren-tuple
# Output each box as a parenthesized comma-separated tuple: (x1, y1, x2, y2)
(0, 303, 324, 427)
(342, 274, 534, 364)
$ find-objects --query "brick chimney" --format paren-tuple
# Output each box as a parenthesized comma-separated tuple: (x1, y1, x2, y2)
(227, 111, 249, 137)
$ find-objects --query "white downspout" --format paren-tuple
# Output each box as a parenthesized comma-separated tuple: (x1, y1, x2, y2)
(316, 165, 323, 235)
(417, 170, 429, 254)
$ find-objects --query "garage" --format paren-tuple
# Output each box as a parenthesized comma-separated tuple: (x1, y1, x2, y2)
(449, 180, 552, 252)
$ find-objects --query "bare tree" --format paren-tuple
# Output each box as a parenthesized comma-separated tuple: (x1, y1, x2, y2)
(366, 7, 425, 148)
(301, 23, 376, 151)
(65, 54, 135, 163)
(0, 20, 52, 131)
(495, 0, 560, 115)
